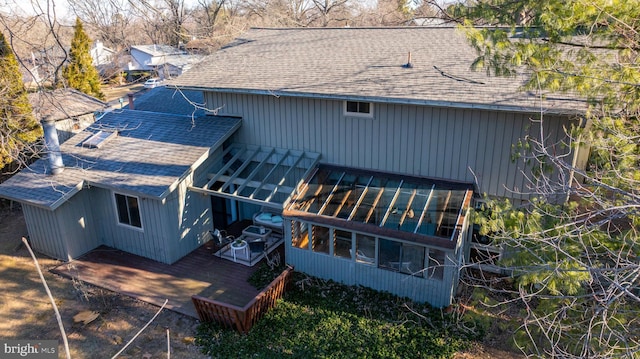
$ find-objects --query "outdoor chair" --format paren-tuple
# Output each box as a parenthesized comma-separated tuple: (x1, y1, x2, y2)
(248, 240, 267, 258)
(210, 229, 234, 255)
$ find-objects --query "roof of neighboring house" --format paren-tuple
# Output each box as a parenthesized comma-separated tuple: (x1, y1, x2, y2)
(133, 87, 207, 117)
(28, 89, 108, 121)
(0, 110, 241, 209)
(131, 44, 185, 57)
(171, 27, 587, 115)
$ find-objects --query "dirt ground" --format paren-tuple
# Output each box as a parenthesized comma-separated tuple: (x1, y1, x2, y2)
(0, 206, 208, 359)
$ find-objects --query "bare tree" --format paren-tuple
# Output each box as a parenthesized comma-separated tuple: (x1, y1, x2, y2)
(68, 0, 133, 50)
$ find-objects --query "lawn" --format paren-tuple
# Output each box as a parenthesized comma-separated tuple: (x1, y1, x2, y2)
(197, 268, 482, 359)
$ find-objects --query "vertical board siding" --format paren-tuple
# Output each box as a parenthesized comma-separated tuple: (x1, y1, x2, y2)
(91, 187, 175, 264)
(23, 205, 65, 260)
(286, 246, 455, 307)
(207, 92, 575, 200)
(22, 189, 101, 261)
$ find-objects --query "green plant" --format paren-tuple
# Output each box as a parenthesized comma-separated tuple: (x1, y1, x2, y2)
(198, 272, 477, 358)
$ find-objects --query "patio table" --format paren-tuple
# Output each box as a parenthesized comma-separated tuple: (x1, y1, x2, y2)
(230, 240, 248, 262)
(242, 225, 272, 241)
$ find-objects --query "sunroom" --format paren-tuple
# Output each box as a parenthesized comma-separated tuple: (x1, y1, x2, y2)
(283, 164, 474, 307)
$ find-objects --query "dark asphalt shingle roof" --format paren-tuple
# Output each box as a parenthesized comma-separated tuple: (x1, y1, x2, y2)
(171, 27, 587, 114)
(133, 87, 207, 117)
(0, 110, 241, 209)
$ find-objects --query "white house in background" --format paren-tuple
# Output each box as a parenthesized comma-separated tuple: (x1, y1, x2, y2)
(90, 40, 116, 67)
(128, 44, 203, 79)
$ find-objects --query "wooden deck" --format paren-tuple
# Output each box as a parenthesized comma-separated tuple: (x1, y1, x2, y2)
(51, 243, 281, 318)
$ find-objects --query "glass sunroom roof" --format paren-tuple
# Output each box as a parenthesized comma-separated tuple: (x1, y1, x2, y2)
(189, 144, 321, 208)
(287, 165, 474, 242)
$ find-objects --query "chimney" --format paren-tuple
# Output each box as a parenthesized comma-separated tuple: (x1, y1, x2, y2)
(41, 116, 64, 175)
(127, 92, 134, 110)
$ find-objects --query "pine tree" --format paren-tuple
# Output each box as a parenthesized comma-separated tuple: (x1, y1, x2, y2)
(455, 1, 640, 357)
(0, 32, 42, 171)
(63, 18, 105, 100)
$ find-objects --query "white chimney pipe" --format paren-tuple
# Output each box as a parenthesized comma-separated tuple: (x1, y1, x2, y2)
(41, 116, 64, 175)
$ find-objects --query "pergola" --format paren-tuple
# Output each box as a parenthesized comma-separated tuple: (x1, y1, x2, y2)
(189, 144, 321, 209)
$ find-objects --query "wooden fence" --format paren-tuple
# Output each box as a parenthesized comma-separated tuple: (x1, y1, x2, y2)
(191, 265, 294, 334)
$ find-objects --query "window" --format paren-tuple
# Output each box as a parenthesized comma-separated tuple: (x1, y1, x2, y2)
(333, 229, 352, 259)
(291, 221, 309, 249)
(312, 225, 330, 254)
(114, 193, 142, 228)
(378, 238, 424, 276)
(427, 249, 445, 280)
(355, 233, 376, 264)
(344, 101, 373, 117)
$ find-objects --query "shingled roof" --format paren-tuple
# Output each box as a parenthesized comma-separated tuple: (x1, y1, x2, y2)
(171, 27, 587, 115)
(0, 110, 241, 209)
(28, 89, 108, 121)
(133, 87, 207, 117)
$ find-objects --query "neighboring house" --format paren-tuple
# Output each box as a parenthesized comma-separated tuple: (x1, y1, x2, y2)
(28, 89, 108, 143)
(0, 109, 241, 264)
(169, 27, 590, 307)
(128, 45, 203, 79)
(90, 40, 116, 67)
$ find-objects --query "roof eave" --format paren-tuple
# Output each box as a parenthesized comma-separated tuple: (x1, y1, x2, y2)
(170, 85, 585, 116)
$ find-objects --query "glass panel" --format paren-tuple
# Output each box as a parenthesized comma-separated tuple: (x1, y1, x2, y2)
(369, 179, 400, 226)
(333, 229, 351, 259)
(115, 194, 129, 225)
(336, 175, 371, 219)
(400, 244, 424, 276)
(322, 174, 355, 216)
(400, 186, 430, 233)
(428, 249, 445, 280)
(383, 184, 416, 230)
(127, 196, 141, 228)
(291, 221, 309, 250)
(359, 102, 370, 114)
(311, 225, 330, 254)
(346, 101, 358, 113)
(378, 238, 401, 270)
(355, 233, 375, 264)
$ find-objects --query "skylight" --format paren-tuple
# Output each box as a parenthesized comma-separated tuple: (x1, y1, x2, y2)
(82, 130, 117, 148)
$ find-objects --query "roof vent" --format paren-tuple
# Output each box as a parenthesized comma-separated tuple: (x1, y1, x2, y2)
(82, 130, 117, 148)
(402, 52, 413, 68)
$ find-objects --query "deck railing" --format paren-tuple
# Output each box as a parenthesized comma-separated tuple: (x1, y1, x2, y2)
(191, 265, 294, 334)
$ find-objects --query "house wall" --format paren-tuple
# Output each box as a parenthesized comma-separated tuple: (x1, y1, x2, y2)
(284, 219, 459, 307)
(206, 92, 577, 200)
(22, 188, 100, 261)
(90, 187, 177, 263)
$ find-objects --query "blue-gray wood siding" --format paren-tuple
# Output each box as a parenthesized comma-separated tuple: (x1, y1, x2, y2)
(22, 189, 100, 261)
(89, 174, 214, 264)
(206, 92, 576, 199)
(283, 219, 459, 307)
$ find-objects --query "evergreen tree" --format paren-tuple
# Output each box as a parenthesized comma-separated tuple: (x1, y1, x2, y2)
(454, 1, 640, 357)
(0, 32, 42, 172)
(63, 18, 105, 100)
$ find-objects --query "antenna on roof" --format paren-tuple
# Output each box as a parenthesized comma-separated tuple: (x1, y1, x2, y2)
(402, 52, 413, 68)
